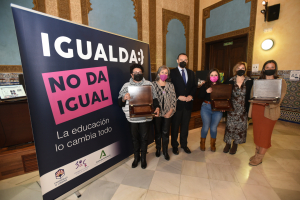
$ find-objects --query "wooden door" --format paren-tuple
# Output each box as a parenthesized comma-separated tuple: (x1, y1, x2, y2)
(206, 36, 248, 81)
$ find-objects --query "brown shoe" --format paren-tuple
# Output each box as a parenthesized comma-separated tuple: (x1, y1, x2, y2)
(223, 143, 231, 153)
(249, 148, 259, 161)
(229, 143, 238, 155)
(210, 138, 216, 152)
(249, 153, 264, 166)
(200, 138, 206, 151)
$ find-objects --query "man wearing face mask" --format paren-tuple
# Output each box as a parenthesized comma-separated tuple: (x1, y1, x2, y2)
(118, 64, 160, 169)
(170, 53, 197, 155)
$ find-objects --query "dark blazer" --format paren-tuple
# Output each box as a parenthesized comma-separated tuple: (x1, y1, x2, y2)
(224, 76, 253, 113)
(170, 67, 197, 110)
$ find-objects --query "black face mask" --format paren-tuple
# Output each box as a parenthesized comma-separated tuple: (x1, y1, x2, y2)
(133, 74, 143, 81)
(264, 70, 276, 76)
(179, 61, 187, 68)
(237, 70, 245, 76)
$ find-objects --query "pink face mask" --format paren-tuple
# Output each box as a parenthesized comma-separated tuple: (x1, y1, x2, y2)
(210, 76, 218, 83)
(160, 74, 168, 81)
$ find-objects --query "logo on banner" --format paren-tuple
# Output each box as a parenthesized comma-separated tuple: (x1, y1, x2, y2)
(42, 66, 113, 124)
(75, 159, 87, 169)
(41, 33, 145, 65)
(100, 150, 106, 159)
(55, 169, 65, 179)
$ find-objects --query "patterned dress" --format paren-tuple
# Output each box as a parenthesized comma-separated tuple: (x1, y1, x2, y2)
(224, 76, 251, 144)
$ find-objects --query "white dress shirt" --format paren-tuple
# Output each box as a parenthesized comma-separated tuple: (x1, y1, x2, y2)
(177, 66, 188, 83)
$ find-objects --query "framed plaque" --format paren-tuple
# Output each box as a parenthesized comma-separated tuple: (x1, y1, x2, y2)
(249, 79, 282, 104)
(128, 85, 155, 118)
(210, 84, 233, 111)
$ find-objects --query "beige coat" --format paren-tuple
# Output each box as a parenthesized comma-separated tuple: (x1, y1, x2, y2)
(248, 79, 287, 121)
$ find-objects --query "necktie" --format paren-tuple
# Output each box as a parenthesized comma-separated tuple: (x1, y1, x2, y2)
(182, 69, 186, 85)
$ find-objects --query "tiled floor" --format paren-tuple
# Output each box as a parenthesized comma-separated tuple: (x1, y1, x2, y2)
(1, 120, 300, 200)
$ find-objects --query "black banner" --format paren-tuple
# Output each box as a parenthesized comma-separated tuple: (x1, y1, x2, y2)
(11, 4, 151, 200)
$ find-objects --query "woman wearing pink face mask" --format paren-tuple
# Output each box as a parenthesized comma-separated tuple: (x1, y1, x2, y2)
(198, 69, 223, 152)
(153, 65, 177, 160)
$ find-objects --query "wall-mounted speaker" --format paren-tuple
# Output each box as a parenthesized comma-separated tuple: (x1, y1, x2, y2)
(267, 4, 280, 22)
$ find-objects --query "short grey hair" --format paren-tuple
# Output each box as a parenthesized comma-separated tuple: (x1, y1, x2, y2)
(155, 65, 171, 81)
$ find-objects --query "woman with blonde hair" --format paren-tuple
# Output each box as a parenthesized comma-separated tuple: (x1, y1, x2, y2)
(152, 65, 177, 160)
(223, 62, 253, 154)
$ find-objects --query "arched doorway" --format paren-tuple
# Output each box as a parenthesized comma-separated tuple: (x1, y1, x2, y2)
(166, 19, 186, 68)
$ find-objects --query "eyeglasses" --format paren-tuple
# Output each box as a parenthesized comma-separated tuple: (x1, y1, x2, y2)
(132, 72, 143, 75)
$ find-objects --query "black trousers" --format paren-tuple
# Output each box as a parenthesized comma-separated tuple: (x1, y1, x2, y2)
(130, 121, 150, 154)
(171, 108, 191, 148)
(153, 117, 171, 153)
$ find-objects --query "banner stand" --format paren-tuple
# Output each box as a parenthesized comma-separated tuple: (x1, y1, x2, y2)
(11, 4, 153, 199)
(55, 157, 130, 200)
(56, 142, 155, 200)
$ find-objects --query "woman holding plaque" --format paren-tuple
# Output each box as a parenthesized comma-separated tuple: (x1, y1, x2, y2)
(223, 62, 253, 155)
(118, 64, 160, 169)
(198, 69, 223, 152)
(248, 60, 287, 166)
(152, 66, 177, 160)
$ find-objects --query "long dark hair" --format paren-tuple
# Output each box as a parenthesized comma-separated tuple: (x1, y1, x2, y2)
(205, 68, 221, 88)
(259, 60, 279, 79)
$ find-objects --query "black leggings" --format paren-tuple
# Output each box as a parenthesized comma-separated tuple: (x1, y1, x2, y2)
(130, 122, 150, 154)
(153, 117, 171, 153)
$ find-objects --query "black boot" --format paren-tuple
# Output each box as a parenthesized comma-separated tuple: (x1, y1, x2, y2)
(229, 143, 238, 155)
(155, 149, 161, 157)
(163, 152, 170, 161)
(223, 143, 231, 153)
(132, 153, 140, 168)
(163, 147, 170, 161)
(141, 152, 147, 169)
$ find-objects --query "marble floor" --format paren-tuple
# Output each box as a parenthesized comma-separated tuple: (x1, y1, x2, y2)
(1, 120, 300, 200)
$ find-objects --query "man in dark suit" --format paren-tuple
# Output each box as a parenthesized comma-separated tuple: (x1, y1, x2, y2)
(170, 53, 197, 155)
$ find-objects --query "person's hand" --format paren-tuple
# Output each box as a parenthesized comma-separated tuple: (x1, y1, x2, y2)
(164, 112, 171, 118)
(178, 96, 187, 101)
(123, 93, 130, 101)
(164, 109, 173, 118)
(206, 87, 212, 93)
(221, 110, 226, 112)
(199, 81, 205, 86)
(154, 107, 160, 117)
(186, 95, 193, 102)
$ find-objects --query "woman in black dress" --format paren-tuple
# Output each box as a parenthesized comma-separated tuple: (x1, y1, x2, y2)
(223, 62, 253, 154)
